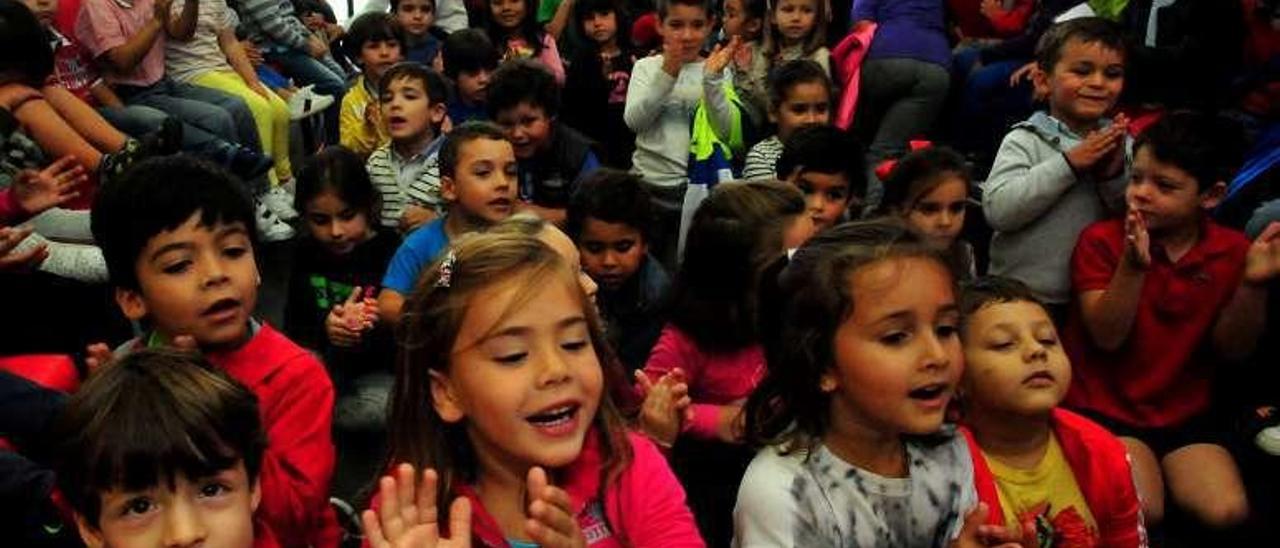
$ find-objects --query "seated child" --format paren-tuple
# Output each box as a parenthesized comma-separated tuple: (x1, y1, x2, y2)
(377, 121, 517, 325)
(339, 13, 404, 158)
(562, 0, 638, 169)
(285, 147, 400, 432)
(442, 29, 500, 125)
(876, 145, 977, 279)
(52, 348, 267, 548)
(366, 62, 450, 233)
(488, 59, 601, 225)
(735, 220, 985, 546)
(982, 17, 1130, 314)
(392, 0, 443, 68)
(774, 123, 866, 232)
(1064, 111, 1280, 530)
(89, 155, 339, 546)
(479, 0, 565, 83)
(741, 58, 831, 180)
(365, 228, 702, 547)
(958, 276, 1144, 546)
(566, 168, 671, 373)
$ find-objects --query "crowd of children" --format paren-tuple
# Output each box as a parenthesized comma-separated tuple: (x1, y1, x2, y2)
(3, 0, 1280, 547)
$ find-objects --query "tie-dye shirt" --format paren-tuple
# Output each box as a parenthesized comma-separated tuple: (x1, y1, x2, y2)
(733, 429, 976, 547)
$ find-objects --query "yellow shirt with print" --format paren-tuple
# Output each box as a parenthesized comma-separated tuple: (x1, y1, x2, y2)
(986, 436, 1099, 547)
(339, 75, 390, 158)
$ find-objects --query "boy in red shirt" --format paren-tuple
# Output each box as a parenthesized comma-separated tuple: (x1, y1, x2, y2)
(89, 156, 339, 548)
(1065, 111, 1280, 533)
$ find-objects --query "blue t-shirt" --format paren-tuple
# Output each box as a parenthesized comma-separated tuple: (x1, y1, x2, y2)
(381, 217, 450, 294)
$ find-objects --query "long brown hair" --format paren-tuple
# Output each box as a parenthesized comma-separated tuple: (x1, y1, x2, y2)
(384, 231, 633, 527)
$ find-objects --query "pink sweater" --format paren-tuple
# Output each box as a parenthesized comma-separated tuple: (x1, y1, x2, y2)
(642, 325, 765, 439)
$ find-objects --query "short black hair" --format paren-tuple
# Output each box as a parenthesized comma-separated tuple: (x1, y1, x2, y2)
(53, 348, 265, 526)
(442, 28, 500, 80)
(390, 0, 434, 13)
(1135, 110, 1246, 193)
(92, 155, 256, 291)
(1035, 17, 1127, 73)
(486, 59, 560, 118)
(343, 12, 405, 61)
(657, 0, 713, 20)
(296, 146, 379, 220)
(0, 0, 53, 86)
(379, 62, 451, 105)
(775, 125, 867, 201)
(959, 276, 1044, 334)
(566, 169, 652, 241)
(574, 0, 626, 24)
(438, 121, 508, 178)
(767, 59, 832, 109)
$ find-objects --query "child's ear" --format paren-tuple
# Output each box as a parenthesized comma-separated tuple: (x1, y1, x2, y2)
(1200, 180, 1227, 210)
(1030, 65, 1051, 99)
(818, 369, 837, 393)
(429, 370, 466, 422)
(430, 102, 447, 126)
(441, 175, 457, 202)
(115, 287, 149, 322)
(74, 513, 105, 548)
(250, 476, 262, 512)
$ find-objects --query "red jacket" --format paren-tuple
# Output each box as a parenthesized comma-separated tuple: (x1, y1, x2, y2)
(205, 323, 340, 548)
(961, 409, 1146, 547)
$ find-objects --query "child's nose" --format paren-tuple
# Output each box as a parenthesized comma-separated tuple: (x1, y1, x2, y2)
(163, 500, 208, 547)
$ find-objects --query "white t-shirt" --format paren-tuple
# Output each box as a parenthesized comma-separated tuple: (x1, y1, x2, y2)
(734, 430, 976, 547)
(165, 0, 235, 83)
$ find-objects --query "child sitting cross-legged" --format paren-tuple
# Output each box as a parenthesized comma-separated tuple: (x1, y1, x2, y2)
(366, 62, 450, 234)
(958, 276, 1144, 547)
(89, 156, 339, 547)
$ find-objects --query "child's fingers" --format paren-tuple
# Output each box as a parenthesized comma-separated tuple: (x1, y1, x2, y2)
(171, 335, 198, 351)
(361, 509, 390, 548)
(634, 370, 655, 395)
(416, 468, 439, 525)
(395, 463, 418, 524)
(1255, 221, 1280, 244)
(43, 155, 80, 177)
(446, 497, 471, 545)
(346, 286, 364, 306)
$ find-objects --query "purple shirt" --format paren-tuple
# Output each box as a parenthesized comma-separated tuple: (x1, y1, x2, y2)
(851, 0, 951, 68)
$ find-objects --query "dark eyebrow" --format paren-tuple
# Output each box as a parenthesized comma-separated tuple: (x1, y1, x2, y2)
(486, 316, 588, 340)
(149, 241, 193, 262)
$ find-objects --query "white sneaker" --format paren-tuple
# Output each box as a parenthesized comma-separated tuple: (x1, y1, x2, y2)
(262, 185, 299, 221)
(287, 86, 335, 121)
(255, 200, 296, 242)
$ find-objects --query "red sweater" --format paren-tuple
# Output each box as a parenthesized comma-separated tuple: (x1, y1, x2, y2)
(961, 409, 1145, 547)
(205, 323, 340, 548)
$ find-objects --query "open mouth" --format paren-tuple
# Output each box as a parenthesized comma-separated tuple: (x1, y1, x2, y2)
(907, 383, 948, 405)
(527, 403, 581, 436)
(489, 197, 512, 210)
(202, 298, 241, 321)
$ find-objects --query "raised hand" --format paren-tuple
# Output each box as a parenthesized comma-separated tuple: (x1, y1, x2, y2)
(1123, 208, 1151, 270)
(0, 225, 46, 271)
(524, 467, 587, 548)
(84, 335, 197, 373)
(1245, 222, 1280, 286)
(704, 35, 741, 76)
(635, 369, 691, 446)
(950, 503, 1023, 548)
(1093, 113, 1129, 179)
(362, 464, 473, 548)
(1065, 124, 1125, 174)
(12, 156, 85, 216)
(660, 32, 699, 76)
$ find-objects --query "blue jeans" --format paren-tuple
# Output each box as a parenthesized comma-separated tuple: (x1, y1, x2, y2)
(98, 104, 229, 157)
(265, 49, 346, 142)
(114, 78, 262, 151)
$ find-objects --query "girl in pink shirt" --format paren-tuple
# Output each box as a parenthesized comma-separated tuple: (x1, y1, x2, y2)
(365, 230, 703, 548)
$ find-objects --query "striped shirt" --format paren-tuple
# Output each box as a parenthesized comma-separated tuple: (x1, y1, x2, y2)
(742, 135, 783, 180)
(366, 135, 446, 229)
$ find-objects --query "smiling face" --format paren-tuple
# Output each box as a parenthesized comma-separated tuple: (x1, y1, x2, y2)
(381, 76, 445, 144)
(303, 190, 374, 256)
(903, 175, 968, 251)
(490, 0, 527, 31)
(962, 300, 1071, 418)
(1125, 146, 1221, 235)
(79, 462, 259, 548)
(395, 0, 435, 37)
(772, 0, 815, 45)
(1035, 38, 1124, 132)
(494, 102, 553, 159)
(823, 257, 961, 439)
(361, 39, 404, 82)
(430, 270, 604, 473)
(117, 215, 259, 350)
(443, 137, 518, 224)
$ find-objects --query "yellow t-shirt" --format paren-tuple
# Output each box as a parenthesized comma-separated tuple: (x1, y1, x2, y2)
(339, 75, 390, 158)
(986, 436, 1099, 547)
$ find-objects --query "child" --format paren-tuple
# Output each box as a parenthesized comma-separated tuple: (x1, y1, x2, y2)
(89, 156, 339, 547)
(562, 0, 637, 169)
(285, 147, 400, 432)
(488, 59, 601, 225)
(366, 62, 450, 232)
(741, 58, 831, 180)
(877, 145, 977, 279)
(746, 0, 829, 108)
(736, 220, 988, 546)
(392, 0, 442, 67)
(773, 123, 866, 232)
(566, 168, 670, 374)
(1064, 112, 1280, 532)
(639, 180, 812, 545)
(365, 228, 704, 547)
(958, 276, 1144, 546)
(481, 0, 565, 83)
(625, 0, 739, 263)
(53, 348, 267, 548)
(339, 13, 404, 158)
(720, 0, 767, 121)
(982, 17, 1129, 314)
(441, 29, 500, 125)
(377, 121, 516, 325)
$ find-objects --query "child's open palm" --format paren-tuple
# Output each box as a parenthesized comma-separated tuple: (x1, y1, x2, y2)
(362, 464, 473, 548)
(1066, 125, 1124, 174)
(1123, 209, 1151, 270)
(12, 156, 84, 216)
(635, 369, 692, 447)
(525, 467, 587, 548)
(1245, 222, 1280, 285)
(704, 36, 742, 77)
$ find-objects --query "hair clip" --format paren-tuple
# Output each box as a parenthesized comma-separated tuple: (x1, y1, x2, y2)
(874, 139, 935, 181)
(436, 249, 457, 288)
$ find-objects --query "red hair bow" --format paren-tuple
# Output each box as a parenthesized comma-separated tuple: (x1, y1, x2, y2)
(874, 140, 934, 182)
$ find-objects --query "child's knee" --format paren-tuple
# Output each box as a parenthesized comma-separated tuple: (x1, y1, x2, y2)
(1191, 489, 1249, 529)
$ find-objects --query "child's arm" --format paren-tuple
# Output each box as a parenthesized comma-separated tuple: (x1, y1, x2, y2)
(543, 0, 574, 41)
(983, 126, 1124, 233)
(537, 35, 566, 85)
(238, 0, 313, 53)
(702, 38, 742, 149)
(624, 57, 680, 133)
(88, 81, 125, 109)
(1078, 211, 1149, 351)
(166, 0, 200, 41)
(642, 328, 741, 443)
(1212, 223, 1280, 360)
(86, 0, 168, 74)
(218, 27, 271, 98)
(608, 433, 706, 547)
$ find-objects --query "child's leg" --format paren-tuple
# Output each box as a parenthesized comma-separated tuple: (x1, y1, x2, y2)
(0, 84, 104, 172)
(1120, 436, 1166, 526)
(189, 71, 293, 183)
(39, 86, 129, 153)
(1162, 444, 1249, 528)
(168, 81, 264, 152)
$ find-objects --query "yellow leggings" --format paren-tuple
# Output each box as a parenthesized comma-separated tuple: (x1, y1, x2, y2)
(190, 70, 292, 184)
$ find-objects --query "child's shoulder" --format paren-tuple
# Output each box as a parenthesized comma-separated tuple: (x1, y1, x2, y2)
(225, 323, 330, 388)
